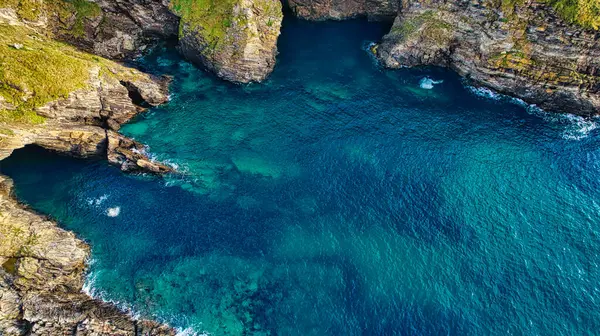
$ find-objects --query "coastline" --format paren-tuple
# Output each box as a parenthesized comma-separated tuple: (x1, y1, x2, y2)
(0, 175, 177, 335)
(1, 0, 599, 333)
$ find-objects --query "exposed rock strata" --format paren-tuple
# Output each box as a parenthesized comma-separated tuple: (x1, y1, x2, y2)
(173, 0, 283, 83)
(375, 0, 600, 116)
(53, 0, 179, 60)
(0, 175, 176, 335)
(0, 67, 173, 173)
(0, 6, 175, 333)
(286, 0, 399, 20)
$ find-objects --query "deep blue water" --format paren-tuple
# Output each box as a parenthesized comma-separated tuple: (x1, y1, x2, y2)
(3, 17, 600, 335)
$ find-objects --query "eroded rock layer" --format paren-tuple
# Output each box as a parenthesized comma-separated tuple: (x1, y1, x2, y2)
(375, 0, 600, 116)
(286, 0, 399, 20)
(172, 0, 283, 83)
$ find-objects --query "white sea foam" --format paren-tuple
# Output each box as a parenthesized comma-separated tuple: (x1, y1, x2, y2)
(176, 327, 209, 336)
(106, 206, 121, 217)
(419, 77, 444, 89)
(86, 194, 108, 206)
(467, 85, 598, 140)
(560, 115, 598, 141)
(467, 86, 502, 100)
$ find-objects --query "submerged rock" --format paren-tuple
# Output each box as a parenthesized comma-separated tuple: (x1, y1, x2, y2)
(375, 0, 600, 116)
(171, 0, 283, 83)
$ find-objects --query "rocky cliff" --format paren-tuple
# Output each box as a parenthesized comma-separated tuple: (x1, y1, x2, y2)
(2, 0, 282, 83)
(0, 175, 175, 335)
(171, 0, 283, 83)
(1, 0, 179, 60)
(0, 9, 175, 335)
(286, 0, 600, 116)
(286, 0, 398, 20)
(374, 0, 600, 116)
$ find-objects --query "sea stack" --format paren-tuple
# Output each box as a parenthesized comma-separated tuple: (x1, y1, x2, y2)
(171, 0, 283, 83)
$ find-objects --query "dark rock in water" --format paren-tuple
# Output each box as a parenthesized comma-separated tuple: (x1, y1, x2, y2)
(374, 0, 600, 116)
(107, 131, 173, 174)
(172, 0, 283, 83)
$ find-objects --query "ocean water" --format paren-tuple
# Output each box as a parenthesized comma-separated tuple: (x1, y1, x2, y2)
(3, 17, 600, 335)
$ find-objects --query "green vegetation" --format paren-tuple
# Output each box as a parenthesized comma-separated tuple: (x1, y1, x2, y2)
(547, 0, 600, 29)
(391, 11, 453, 45)
(0, 25, 90, 123)
(64, 0, 102, 36)
(1, 0, 102, 36)
(495, 0, 600, 29)
(169, 0, 281, 53)
(170, 0, 238, 51)
(0, 24, 139, 124)
(0, 0, 44, 21)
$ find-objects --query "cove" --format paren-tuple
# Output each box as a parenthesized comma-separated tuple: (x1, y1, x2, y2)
(2, 17, 600, 335)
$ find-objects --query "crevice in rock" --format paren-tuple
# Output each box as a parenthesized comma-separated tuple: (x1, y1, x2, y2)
(120, 80, 152, 108)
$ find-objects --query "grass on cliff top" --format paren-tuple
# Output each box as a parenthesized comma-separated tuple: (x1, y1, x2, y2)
(547, 0, 600, 29)
(0, 24, 139, 124)
(170, 0, 238, 50)
(1, 0, 102, 36)
(498, 0, 600, 29)
(169, 0, 281, 52)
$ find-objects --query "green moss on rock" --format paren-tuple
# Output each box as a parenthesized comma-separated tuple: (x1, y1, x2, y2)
(0, 24, 148, 124)
(547, 0, 600, 29)
(170, 0, 238, 51)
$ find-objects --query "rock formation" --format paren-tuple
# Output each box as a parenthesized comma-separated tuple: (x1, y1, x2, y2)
(285, 0, 599, 116)
(0, 175, 175, 335)
(0, 7, 174, 334)
(171, 0, 283, 83)
(374, 0, 600, 116)
(17, 0, 180, 60)
(286, 0, 399, 20)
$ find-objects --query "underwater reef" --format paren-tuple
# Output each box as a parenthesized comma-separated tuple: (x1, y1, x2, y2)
(0, 0, 599, 334)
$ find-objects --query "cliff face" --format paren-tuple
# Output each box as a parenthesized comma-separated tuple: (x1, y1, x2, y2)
(1, 0, 178, 60)
(0, 176, 175, 335)
(287, 0, 600, 116)
(286, 0, 398, 20)
(0, 13, 174, 335)
(171, 0, 283, 83)
(375, 0, 600, 116)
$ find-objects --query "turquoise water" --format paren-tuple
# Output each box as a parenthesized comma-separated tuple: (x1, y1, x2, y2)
(3, 17, 600, 335)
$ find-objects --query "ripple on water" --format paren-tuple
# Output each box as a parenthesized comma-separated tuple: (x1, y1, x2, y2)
(3, 17, 600, 336)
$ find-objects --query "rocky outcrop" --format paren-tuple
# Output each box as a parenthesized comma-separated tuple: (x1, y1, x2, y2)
(0, 13, 174, 334)
(0, 0, 178, 60)
(49, 0, 178, 60)
(172, 0, 283, 83)
(375, 0, 600, 116)
(286, 0, 399, 20)
(0, 175, 176, 335)
(0, 65, 173, 173)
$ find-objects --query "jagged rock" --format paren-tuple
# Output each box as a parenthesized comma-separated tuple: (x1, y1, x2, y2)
(0, 176, 176, 335)
(107, 131, 173, 174)
(56, 0, 179, 60)
(173, 0, 283, 83)
(35, 67, 170, 131)
(375, 0, 600, 116)
(286, 0, 399, 20)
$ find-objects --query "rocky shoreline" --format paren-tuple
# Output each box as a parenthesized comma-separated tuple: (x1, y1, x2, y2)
(0, 175, 176, 335)
(1, 0, 599, 334)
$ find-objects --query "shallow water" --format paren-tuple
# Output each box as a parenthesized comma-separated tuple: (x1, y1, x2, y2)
(3, 17, 600, 335)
